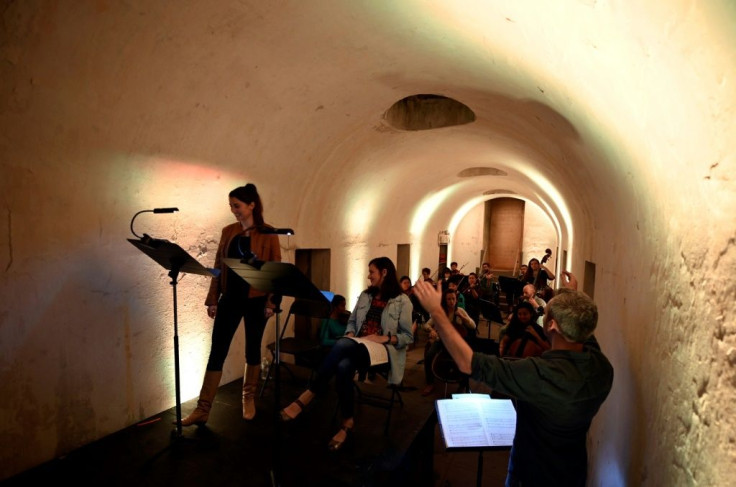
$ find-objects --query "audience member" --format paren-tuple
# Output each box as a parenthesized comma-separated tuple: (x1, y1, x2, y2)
(412, 271, 613, 487)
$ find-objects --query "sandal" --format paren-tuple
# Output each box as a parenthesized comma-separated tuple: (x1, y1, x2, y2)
(280, 398, 307, 422)
(327, 425, 353, 452)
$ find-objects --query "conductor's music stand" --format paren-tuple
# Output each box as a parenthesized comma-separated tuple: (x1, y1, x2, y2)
(224, 258, 328, 487)
(128, 238, 218, 439)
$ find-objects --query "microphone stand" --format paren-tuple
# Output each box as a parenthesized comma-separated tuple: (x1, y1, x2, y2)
(127, 207, 218, 440)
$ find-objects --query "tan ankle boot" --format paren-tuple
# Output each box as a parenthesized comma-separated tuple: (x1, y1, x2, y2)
(180, 370, 222, 426)
(242, 364, 260, 420)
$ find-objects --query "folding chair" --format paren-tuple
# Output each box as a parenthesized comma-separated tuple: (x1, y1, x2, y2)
(352, 362, 404, 435)
(260, 298, 332, 397)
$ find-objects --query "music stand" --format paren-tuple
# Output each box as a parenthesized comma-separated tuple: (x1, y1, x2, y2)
(479, 299, 504, 340)
(498, 276, 524, 309)
(223, 258, 328, 487)
(128, 238, 218, 439)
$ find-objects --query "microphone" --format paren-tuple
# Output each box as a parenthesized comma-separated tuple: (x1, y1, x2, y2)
(240, 251, 266, 269)
(259, 228, 294, 235)
(130, 207, 179, 239)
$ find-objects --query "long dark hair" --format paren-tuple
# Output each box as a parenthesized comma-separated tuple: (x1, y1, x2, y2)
(523, 258, 548, 289)
(441, 289, 458, 315)
(505, 301, 538, 340)
(366, 257, 402, 300)
(229, 183, 264, 228)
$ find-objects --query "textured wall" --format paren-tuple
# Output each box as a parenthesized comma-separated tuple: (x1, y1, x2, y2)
(0, 1, 735, 485)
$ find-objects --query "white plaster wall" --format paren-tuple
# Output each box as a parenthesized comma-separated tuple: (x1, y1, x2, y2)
(0, 1, 735, 485)
(448, 198, 558, 278)
(449, 201, 484, 274)
(521, 200, 559, 279)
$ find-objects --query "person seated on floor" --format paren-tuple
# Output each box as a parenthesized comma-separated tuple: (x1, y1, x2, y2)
(498, 301, 550, 359)
(421, 289, 476, 396)
(412, 271, 613, 487)
(279, 257, 413, 451)
(319, 294, 349, 348)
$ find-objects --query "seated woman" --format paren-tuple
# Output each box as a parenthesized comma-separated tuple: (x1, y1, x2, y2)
(280, 257, 414, 451)
(421, 289, 476, 396)
(498, 301, 550, 358)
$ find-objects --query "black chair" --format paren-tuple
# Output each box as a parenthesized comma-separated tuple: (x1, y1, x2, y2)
(260, 298, 332, 397)
(352, 362, 404, 435)
(431, 347, 471, 397)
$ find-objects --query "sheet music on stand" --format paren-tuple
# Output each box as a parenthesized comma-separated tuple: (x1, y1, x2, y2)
(435, 394, 516, 450)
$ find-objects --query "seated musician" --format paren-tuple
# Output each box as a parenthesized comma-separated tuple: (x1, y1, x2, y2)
(499, 301, 550, 359)
(421, 289, 476, 396)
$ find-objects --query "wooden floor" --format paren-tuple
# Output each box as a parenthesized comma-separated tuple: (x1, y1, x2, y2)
(1, 329, 510, 487)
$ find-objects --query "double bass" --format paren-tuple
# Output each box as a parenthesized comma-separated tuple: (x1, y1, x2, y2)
(536, 248, 554, 302)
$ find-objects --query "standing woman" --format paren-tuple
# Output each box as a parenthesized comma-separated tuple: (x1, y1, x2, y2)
(279, 257, 414, 451)
(522, 258, 556, 300)
(181, 183, 282, 426)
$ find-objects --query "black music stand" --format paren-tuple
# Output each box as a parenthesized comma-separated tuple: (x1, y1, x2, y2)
(479, 299, 504, 340)
(498, 276, 524, 310)
(128, 238, 218, 439)
(223, 258, 328, 487)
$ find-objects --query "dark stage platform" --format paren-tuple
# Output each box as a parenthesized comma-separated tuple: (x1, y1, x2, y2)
(1, 334, 510, 487)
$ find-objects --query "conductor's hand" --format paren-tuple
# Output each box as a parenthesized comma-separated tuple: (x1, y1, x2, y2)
(561, 271, 578, 290)
(207, 305, 217, 319)
(413, 279, 443, 316)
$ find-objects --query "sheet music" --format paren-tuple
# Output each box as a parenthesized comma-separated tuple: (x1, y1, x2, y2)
(345, 336, 389, 366)
(436, 396, 516, 449)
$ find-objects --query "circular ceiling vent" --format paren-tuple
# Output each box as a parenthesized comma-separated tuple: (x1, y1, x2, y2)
(384, 94, 475, 130)
(458, 167, 508, 177)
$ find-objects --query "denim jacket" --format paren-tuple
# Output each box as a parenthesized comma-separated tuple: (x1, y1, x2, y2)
(346, 291, 414, 384)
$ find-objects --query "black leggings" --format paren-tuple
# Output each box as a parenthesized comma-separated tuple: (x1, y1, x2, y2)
(309, 337, 371, 419)
(206, 294, 268, 370)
